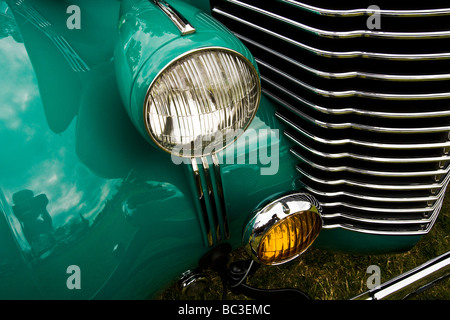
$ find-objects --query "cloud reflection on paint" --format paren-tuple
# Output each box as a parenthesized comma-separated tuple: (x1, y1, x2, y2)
(0, 32, 121, 237)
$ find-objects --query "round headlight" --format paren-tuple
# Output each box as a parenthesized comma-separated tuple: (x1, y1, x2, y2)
(143, 47, 261, 157)
(243, 193, 323, 266)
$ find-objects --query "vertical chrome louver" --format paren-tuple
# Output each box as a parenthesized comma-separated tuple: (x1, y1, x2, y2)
(190, 155, 229, 246)
(211, 0, 450, 235)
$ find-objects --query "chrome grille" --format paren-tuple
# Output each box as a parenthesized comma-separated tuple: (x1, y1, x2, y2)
(211, 0, 450, 235)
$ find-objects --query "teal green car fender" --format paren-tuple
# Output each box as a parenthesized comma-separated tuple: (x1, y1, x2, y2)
(0, 0, 298, 299)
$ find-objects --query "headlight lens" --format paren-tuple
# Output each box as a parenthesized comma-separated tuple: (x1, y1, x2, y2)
(144, 47, 260, 157)
(243, 193, 323, 266)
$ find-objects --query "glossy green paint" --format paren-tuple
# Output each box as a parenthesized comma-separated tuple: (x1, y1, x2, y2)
(0, 0, 423, 300)
(180, 0, 213, 15)
(314, 229, 421, 254)
(0, 0, 210, 300)
(0, 0, 297, 299)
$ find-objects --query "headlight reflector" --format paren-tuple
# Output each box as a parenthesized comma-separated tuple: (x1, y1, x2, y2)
(144, 47, 260, 157)
(243, 193, 322, 265)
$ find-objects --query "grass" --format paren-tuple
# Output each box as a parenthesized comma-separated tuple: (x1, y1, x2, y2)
(158, 190, 450, 300)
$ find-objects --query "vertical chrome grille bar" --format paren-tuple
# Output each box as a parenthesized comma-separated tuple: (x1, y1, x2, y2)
(212, 153, 230, 240)
(190, 155, 229, 246)
(190, 158, 214, 246)
(201, 156, 222, 243)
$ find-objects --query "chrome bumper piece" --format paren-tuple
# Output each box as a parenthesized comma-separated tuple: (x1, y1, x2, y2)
(352, 251, 450, 300)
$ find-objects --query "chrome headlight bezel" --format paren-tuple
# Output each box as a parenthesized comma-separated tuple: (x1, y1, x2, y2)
(143, 46, 261, 158)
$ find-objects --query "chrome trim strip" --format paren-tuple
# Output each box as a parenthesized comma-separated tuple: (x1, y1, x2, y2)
(291, 149, 450, 177)
(277, 113, 450, 149)
(20, 2, 51, 27)
(271, 90, 450, 133)
(321, 223, 428, 235)
(322, 196, 443, 235)
(304, 179, 445, 203)
(320, 201, 437, 214)
(51, 36, 90, 73)
(213, 8, 450, 60)
(200, 157, 222, 243)
(285, 132, 450, 163)
(264, 80, 450, 119)
(280, 0, 450, 17)
(226, 0, 450, 39)
(13, 2, 90, 72)
(323, 213, 433, 225)
(298, 166, 450, 192)
(153, 0, 196, 35)
(238, 34, 450, 82)
(259, 59, 450, 101)
(191, 158, 214, 247)
(211, 154, 229, 240)
(352, 251, 450, 300)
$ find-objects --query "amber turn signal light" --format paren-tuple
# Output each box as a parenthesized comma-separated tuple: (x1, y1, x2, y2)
(243, 193, 322, 265)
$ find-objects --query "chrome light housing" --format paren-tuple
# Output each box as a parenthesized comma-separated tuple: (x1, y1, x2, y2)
(243, 193, 323, 266)
(143, 47, 261, 157)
